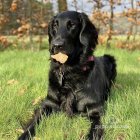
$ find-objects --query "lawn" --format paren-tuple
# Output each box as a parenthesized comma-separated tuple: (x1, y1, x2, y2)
(0, 47, 140, 140)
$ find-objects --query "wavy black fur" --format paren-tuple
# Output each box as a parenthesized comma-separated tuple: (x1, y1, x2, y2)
(18, 11, 117, 140)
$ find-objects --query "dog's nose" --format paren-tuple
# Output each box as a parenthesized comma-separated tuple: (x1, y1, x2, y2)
(52, 40, 64, 49)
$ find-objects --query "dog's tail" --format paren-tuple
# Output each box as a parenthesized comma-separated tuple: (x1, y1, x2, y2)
(103, 54, 117, 83)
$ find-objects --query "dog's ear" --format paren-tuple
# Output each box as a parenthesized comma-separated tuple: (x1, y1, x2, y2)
(48, 16, 56, 44)
(79, 13, 98, 53)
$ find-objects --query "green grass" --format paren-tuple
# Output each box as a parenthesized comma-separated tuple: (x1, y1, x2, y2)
(0, 47, 140, 140)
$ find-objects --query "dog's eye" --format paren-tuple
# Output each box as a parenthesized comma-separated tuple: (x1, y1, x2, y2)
(53, 21, 58, 35)
(67, 21, 76, 30)
(53, 22, 58, 28)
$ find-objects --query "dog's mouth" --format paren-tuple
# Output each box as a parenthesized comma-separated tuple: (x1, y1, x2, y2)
(51, 52, 68, 64)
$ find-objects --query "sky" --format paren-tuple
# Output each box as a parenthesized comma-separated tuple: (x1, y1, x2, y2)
(49, 0, 139, 16)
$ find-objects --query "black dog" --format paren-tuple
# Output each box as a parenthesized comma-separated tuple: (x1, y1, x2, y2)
(18, 11, 116, 140)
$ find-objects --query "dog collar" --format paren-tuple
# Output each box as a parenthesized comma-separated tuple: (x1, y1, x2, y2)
(88, 56, 94, 61)
(82, 55, 95, 71)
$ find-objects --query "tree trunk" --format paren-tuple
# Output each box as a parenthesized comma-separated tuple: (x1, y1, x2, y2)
(94, 0, 102, 32)
(58, 0, 67, 12)
(106, 0, 114, 48)
(133, 21, 137, 41)
(133, 3, 138, 41)
(28, 0, 33, 51)
(39, 0, 44, 51)
(73, 0, 78, 11)
(0, 0, 4, 32)
(0, 0, 4, 14)
(126, 0, 134, 41)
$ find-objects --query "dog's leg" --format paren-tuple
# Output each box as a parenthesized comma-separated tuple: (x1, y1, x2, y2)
(18, 102, 52, 140)
(18, 83, 60, 140)
(78, 103, 103, 140)
(18, 94, 60, 140)
(87, 113, 103, 140)
(77, 98, 104, 140)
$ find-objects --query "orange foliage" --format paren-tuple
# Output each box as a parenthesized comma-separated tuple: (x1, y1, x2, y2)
(122, 8, 139, 17)
(17, 24, 31, 33)
(0, 36, 9, 47)
(116, 41, 140, 50)
(127, 17, 136, 23)
(91, 11, 110, 25)
(0, 15, 8, 25)
(40, 23, 48, 28)
(98, 35, 107, 45)
(10, 0, 18, 12)
(137, 1, 140, 6)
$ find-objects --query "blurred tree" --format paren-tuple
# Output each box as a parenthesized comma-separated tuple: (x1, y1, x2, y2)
(0, 0, 53, 50)
(73, 0, 78, 11)
(92, 0, 104, 32)
(133, 0, 139, 41)
(58, 0, 67, 12)
(126, 0, 134, 41)
(1, 0, 140, 50)
(106, 0, 114, 48)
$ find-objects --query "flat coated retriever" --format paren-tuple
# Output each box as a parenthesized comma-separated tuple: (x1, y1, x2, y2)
(18, 11, 117, 140)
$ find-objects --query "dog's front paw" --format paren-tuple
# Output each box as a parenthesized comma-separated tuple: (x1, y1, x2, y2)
(18, 131, 31, 140)
(92, 126, 104, 140)
(87, 126, 104, 140)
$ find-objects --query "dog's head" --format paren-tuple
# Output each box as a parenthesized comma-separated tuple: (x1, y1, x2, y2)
(48, 11, 98, 64)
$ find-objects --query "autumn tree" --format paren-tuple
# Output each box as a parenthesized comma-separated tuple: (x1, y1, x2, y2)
(0, 0, 53, 50)
(126, 0, 134, 41)
(92, 0, 103, 32)
(58, 0, 67, 12)
(132, 1, 139, 41)
(106, 0, 114, 48)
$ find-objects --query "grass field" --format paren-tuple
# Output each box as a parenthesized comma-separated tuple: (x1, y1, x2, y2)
(0, 47, 140, 140)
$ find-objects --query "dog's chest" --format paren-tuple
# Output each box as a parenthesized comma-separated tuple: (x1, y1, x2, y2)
(57, 68, 65, 86)
(56, 68, 85, 88)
